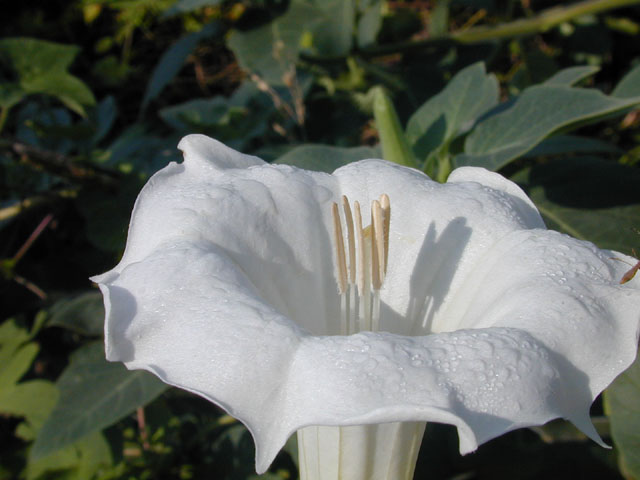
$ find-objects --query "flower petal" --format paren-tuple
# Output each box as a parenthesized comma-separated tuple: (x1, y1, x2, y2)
(93, 135, 640, 474)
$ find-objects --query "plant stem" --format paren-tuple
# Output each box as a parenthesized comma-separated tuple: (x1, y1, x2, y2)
(452, 0, 640, 43)
(302, 0, 640, 61)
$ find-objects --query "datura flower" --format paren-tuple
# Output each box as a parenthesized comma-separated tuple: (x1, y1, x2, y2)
(92, 134, 640, 479)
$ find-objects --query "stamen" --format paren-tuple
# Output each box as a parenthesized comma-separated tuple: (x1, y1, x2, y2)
(380, 194, 390, 276)
(342, 196, 356, 285)
(331, 195, 390, 334)
(371, 200, 384, 291)
(354, 201, 365, 296)
(331, 203, 348, 295)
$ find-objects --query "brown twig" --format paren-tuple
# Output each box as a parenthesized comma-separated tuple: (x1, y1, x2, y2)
(136, 407, 151, 451)
(8, 141, 120, 186)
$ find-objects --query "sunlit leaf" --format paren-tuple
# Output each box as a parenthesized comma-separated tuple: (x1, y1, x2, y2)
(406, 62, 498, 160)
(543, 65, 599, 86)
(455, 86, 640, 171)
(0, 37, 95, 116)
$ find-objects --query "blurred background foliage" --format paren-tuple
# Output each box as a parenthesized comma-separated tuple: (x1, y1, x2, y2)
(1, 0, 640, 479)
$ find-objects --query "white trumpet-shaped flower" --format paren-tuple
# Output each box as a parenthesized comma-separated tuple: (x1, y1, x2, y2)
(92, 134, 640, 479)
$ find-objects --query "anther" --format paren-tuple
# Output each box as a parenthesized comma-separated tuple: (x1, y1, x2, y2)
(331, 202, 348, 294)
(331, 194, 391, 334)
(342, 196, 356, 285)
(380, 194, 390, 275)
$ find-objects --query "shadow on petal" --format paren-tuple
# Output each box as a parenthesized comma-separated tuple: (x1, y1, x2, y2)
(408, 217, 472, 335)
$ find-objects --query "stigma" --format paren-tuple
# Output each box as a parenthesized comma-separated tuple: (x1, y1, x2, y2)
(331, 194, 390, 334)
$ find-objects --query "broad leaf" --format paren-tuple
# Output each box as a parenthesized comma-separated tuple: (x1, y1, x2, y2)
(543, 65, 599, 86)
(0, 37, 95, 116)
(357, 0, 383, 47)
(27, 431, 112, 480)
(512, 156, 640, 252)
(0, 380, 58, 436)
(605, 351, 640, 479)
(612, 63, 640, 98)
(141, 22, 221, 110)
(406, 62, 498, 160)
(228, 2, 318, 86)
(31, 342, 168, 459)
(48, 292, 105, 336)
(312, 0, 355, 56)
(0, 318, 38, 388)
(523, 134, 621, 158)
(275, 144, 380, 173)
(455, 86, 640, 171)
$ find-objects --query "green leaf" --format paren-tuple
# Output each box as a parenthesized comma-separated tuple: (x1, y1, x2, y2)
(0, 83, 25, 109)
(357, 0, 383, 48)
(0, 342, 38, 389)
(0, 37, 78, 78)
(311, 0, 355, 56)
(48, 292, 105, 336)
(31, 342, 168, 460)
(141, 22, 221, 110)
(612, 63, 640, 98)
(455, 86, 640, 171)
(605, 350, 640, 479)
(21, 72, 96, 116)
(0, 380, 58, 435)
(228, 2, 317, 85)
(406, 62, 498, 161)
(542, 65, 599, 86)
(522, 134, 621, 158)
(159, 97, 230, 130)
(373, 87, 417, 168)
(27, 431, 112, 480)
(512, 156, 640, 252)
(0, 318, 38, 388)
(0, 37, 95, 116)
(275, 144, 380, 173)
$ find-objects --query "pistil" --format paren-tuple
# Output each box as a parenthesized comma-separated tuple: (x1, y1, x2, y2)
(331, 194, 390, 334)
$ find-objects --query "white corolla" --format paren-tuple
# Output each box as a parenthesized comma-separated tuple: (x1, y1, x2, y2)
(92, 134, 640, 480)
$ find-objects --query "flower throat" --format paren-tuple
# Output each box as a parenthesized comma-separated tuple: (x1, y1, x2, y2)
(331, 194, 390, 335)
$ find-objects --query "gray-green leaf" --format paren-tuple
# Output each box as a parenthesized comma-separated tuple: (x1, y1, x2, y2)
(455, 85, 640, 171)
(612, 63, 640, 98)
(228, 3, 318, 86)
(275, 144, 380, 173)
(48, 292, 105, 336)
(512, 156, 640, 252)
(406, 62, 498, 161)
(543, 65, 599, 86)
